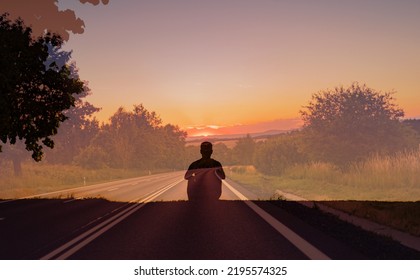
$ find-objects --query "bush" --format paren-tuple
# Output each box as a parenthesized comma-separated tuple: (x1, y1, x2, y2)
(74, 146, 109, 169)
(254, 133, 307, 175)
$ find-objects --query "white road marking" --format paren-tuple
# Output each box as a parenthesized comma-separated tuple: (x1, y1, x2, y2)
(63, 197, 82, 203)
(107, 187, 120, 192)
(41, 178, 184, 260)
(41, 173, 328, 259)
(222, 179, 330, 260)
(2, 172, 184, 203)
(0, 200, 13, 204)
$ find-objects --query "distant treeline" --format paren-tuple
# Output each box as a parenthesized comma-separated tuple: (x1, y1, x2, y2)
(1, 84, 420, 177)
(197, 114, 420, 176)
(51, 104, 188, 171)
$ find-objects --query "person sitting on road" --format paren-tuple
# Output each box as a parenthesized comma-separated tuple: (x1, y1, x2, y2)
(184, 141, 226, 201)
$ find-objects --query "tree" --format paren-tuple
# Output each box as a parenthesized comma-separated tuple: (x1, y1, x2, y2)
(74, 145, 109, 169)
(0, 141, 30, 176)
(96, 107, 139, 168)
(2, 0, 109, 41)
(300, 82, 415, 166)
(212, 142, 233, 166)
(0, 14, 84, 161)
(254, 133, 306, 175)
(403, 119, 420, 135)
(157, 124, 187, 170)
(232, 134, 256, 165)
(45, 67, 101, 164)
(82, 104, 187, 170)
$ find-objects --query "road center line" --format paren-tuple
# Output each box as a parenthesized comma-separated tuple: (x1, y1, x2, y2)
(40, 178, 184, 260)
(2, 172, 183, 203)
(63, 197, 82, 203)
(222, 179, 330, 260)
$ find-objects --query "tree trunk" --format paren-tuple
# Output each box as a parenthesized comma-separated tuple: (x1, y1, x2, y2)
(13, 158, 22, 177)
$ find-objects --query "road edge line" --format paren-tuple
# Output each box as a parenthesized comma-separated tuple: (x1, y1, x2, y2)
(222, 179, 331, 260)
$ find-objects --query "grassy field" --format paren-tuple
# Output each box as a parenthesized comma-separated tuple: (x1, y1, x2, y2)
(0, 161, 169, 199)
(227, 152, 420, 236)
(228, 151, 420, 201)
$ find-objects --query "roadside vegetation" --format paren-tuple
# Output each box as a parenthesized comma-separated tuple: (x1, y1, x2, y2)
(0, 161, 171, 199)
(228, 151, 420, 201)
(228, 156, 420, 236)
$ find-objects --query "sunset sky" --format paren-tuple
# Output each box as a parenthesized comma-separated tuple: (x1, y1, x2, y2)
(4, 0, 420, 136)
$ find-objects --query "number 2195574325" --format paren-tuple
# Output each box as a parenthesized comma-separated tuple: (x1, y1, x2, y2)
(227, 266, 287, 276)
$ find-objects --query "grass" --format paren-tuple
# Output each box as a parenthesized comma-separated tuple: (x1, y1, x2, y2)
(227, 152, 420, 236)
(321, 200, 420, 237)
(229, 151, 420, 201)
(0, 161, 169, 199)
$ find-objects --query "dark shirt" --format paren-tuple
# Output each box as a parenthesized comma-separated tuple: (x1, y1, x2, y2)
(184, 158, 225, 200)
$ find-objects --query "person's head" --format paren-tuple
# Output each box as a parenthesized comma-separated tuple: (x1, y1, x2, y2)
(200, 141, 213, 159)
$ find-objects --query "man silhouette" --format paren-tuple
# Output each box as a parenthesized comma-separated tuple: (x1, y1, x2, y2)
(184, 141, 226, 201)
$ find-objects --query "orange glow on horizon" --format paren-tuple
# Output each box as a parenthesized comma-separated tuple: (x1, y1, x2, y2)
(184, 118, 303, 138)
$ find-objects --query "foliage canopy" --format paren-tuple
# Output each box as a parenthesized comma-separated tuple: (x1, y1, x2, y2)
(0, 14, 84, 161)
(300, 82, 414, 165)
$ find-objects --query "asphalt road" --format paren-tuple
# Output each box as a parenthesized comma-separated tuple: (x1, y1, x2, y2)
(1, 171, 419, 260)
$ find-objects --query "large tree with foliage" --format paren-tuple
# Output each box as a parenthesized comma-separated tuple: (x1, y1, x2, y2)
(0, 14, 84, 161)
(300, 82, 416, 166)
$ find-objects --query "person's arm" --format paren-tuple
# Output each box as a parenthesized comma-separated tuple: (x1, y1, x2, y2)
(184, 168, 195, 180)
(216, 162, 226, 179)
(184, 162, 198, 179)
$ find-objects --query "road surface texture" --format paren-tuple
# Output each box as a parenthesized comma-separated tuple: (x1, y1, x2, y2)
(1, 171, 419, 260)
